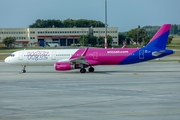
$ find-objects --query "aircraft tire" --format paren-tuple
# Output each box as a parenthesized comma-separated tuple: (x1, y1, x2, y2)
(80, 68, 86, 73)
(88, 67, 94, 72)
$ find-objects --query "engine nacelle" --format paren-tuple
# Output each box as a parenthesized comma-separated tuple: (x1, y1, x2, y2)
(54, 62, 75, 71)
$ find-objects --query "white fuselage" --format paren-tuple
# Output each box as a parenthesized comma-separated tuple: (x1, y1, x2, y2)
(4, 49, 78, 66)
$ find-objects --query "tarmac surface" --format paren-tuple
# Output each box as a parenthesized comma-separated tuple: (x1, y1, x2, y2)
(0, 61, 180, 120)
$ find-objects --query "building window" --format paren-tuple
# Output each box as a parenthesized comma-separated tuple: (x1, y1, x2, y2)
(113, 36, 117, 38)
(30, 37, 35, 39)
(31, 31, 35, 34)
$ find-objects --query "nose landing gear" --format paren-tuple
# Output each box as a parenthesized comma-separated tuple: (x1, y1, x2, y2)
(21, 66, 26, 73)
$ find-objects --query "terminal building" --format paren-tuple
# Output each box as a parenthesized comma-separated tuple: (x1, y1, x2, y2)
(0, 27, 118, 47)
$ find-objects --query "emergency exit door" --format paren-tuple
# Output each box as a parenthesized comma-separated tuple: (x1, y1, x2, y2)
(18, 52, 23, 60)
(51, 51, 56, 60)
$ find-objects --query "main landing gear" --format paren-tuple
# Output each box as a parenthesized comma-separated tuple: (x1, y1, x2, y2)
(88, 67, 94, 72)
(80, 67, 95, 73)
(21, 65, 26, 73)
(80, 68, 86, 73)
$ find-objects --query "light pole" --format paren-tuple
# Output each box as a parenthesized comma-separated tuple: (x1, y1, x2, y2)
(44, 30, 47, 47)
(137, 29, 138, 45)
(97, 29, 100, 46)
(81, 29, 84, 46)
(104, 0, 108, 48)
(137, 25, 140, 45)
(142, 29, 146, 46)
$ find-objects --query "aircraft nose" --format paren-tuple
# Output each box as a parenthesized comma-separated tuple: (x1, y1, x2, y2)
(4, 57, 10, 63)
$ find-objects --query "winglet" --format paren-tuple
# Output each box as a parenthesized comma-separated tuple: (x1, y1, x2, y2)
(121, 43, 126, 48)
(146, 24, 171, 49)
(81, 47, 89, 56)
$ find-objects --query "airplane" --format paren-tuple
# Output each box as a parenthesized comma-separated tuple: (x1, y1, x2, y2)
(4, 24, 174, 73)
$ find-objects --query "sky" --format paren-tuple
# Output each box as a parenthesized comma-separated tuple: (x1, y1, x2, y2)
(0, 0, 179, 32)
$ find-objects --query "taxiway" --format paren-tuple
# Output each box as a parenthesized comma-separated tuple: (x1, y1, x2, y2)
(0, 61, 180, 120)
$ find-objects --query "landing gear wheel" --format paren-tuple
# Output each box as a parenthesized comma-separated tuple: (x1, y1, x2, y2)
(80, 68, 86, 73)
(21, 65, 26, 73)
(88, 67, 94, 72)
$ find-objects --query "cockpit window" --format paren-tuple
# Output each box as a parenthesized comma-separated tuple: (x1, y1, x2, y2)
(10, 54, 15, 57)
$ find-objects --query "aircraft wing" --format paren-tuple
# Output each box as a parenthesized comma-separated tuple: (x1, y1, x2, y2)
(58, 56, 90, 65)
(58, 47, 90, 65)
(70, 47, 90, 65)
(58, 47, 100, 66)
(70, 56, 90, 65)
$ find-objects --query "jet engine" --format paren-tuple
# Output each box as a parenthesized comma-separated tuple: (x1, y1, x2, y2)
(54, 62, 75, 71)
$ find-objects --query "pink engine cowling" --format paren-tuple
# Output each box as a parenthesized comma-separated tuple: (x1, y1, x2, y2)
(54, 62, 75, 71)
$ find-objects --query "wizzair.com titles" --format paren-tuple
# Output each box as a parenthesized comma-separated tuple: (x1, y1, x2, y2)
(107, 51, 129, 54)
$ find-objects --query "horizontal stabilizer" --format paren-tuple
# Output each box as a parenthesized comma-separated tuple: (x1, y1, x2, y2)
(152, 50, 166, 56)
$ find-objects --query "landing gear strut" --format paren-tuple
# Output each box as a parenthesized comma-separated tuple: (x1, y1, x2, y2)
(22, 65, 26, 73)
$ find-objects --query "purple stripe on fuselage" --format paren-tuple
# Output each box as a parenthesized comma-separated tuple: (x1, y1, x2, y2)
(70, 48, 139, 65)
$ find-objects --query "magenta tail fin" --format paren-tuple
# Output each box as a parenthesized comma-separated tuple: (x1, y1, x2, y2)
(146, 24, 171, 49)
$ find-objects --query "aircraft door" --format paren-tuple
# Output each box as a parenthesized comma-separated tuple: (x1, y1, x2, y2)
(93, 52, 98, 59)
(51, 51, 56, 60)
(139, 50, 144, 59)
(18, 52, 23, 60)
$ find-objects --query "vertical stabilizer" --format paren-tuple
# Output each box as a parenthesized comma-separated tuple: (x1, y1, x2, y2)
(146, 24, 171, 49)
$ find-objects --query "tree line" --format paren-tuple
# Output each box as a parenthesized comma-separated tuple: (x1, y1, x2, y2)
(77, 35, 113, 47)
(143, 24, 180, 36)
(118, 24, 178, 46)
(29, 19, 180, 36)
(29, 19, 105, 28)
